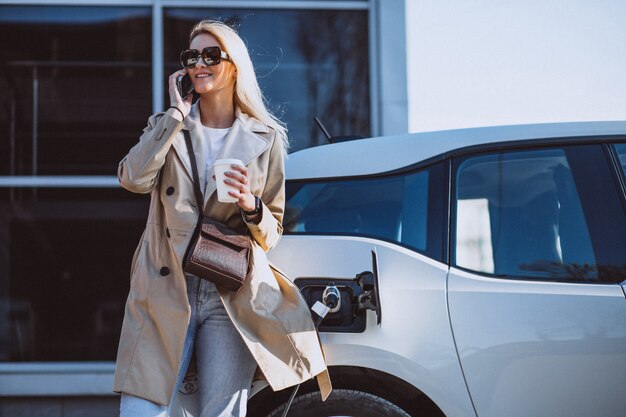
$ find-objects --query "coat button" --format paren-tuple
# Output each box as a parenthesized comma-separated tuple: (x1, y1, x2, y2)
(160, 267, 170, 276)
(166, 228, 170, 238)
(166, 186, 175, 195)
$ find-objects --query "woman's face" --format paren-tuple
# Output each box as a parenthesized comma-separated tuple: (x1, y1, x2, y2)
(188, 33, 236, 96)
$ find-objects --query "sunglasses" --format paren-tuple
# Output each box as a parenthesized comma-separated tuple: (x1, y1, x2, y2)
(179, 46, 230, 68)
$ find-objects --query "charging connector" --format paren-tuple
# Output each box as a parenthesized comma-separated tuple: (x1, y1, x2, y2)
(322, 285, 341, 313)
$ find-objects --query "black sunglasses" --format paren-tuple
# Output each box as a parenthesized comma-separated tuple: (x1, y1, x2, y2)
(179, 46, 230, 68)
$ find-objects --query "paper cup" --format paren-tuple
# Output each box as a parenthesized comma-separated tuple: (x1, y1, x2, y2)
(214, 158, 245, 203)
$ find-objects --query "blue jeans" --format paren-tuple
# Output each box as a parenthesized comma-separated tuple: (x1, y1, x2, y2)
(119, 273, 258, 417)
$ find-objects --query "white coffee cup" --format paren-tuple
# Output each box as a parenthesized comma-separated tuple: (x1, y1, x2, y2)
(213, 158, 245, 203)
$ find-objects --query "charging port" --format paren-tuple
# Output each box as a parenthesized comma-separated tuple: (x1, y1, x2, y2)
(295, 250, 382, 332)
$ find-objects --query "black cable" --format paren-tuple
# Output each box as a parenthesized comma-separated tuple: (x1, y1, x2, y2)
(281, 383, 300, 417)
(281, 310, 326, 417)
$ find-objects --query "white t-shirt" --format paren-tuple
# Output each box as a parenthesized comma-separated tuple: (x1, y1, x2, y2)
(202, 125, 231, 189)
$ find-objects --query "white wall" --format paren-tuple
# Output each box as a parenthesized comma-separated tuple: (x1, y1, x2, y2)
(406, 0, 626, 132)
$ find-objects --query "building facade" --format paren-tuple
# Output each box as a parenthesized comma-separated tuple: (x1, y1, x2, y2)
(0, 0, 407, 414)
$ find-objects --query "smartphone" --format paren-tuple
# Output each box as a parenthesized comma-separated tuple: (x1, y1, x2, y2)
(177, 74, 195, 98)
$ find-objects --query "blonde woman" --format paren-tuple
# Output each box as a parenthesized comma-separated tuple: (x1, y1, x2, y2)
(113, 19, 331, 417)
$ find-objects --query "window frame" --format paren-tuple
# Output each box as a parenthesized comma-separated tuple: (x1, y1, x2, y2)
(608, 142, 626, 202)
(0, 0, 382, 187)
(450, 136, 626, 284)
(154, 0, 379, 132)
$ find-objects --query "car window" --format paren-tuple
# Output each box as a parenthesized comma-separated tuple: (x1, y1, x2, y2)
(454, 145, 626, 283)
(614, 143, 626, 177)
(284, 162, 448, 262)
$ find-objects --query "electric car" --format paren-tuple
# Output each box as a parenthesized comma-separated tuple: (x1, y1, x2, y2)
(250, 121, 626, 417)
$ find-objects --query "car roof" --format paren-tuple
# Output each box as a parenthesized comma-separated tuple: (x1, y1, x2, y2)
(286, 121, 626, 180)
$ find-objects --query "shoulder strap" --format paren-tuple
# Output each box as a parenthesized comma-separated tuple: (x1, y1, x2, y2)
(183, 130, 204, 212)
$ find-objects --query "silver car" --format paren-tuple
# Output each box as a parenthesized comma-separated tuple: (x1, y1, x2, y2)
(246, 122, 626, 417)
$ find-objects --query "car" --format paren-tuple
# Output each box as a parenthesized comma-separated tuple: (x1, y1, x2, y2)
(246, 121, 626, 417)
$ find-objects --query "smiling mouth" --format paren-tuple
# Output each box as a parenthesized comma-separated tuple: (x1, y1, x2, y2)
(195, 74, 213, 79)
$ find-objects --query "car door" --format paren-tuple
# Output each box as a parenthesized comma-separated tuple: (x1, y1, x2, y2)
(447, 143, 626, 417)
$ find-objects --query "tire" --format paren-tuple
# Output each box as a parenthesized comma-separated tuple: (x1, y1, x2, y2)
(266, 389, 411, 417)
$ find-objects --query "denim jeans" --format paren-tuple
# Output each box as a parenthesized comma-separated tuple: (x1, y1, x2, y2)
(119, 273, 258, 417)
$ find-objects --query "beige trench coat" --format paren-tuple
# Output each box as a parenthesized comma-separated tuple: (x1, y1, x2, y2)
(112, 102, 331, 406)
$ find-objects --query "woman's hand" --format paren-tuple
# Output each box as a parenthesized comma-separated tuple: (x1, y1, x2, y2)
(222, 165, 256, 211)
(168, 68, 193, 115)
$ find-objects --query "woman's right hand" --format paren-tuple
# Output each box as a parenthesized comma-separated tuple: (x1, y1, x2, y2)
(168, 68, 193, 116)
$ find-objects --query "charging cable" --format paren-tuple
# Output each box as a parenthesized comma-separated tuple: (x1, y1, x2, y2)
(281, 286, 337, 417)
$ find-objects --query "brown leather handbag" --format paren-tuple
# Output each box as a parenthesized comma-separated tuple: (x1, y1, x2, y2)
(181, 130, 252, 292)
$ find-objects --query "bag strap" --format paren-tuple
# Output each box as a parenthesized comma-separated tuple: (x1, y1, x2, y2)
(183, 130, 205, 212)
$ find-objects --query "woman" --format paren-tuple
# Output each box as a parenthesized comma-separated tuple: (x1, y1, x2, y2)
(113, 19, 331, 417)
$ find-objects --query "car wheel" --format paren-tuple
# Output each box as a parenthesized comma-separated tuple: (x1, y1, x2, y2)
(266, 389, 411, 417)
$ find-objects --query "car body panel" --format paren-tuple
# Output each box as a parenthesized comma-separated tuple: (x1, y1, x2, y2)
(287, 121, 626, 180)
(448, 266, 626, 417)
(268, 235, 476, 417)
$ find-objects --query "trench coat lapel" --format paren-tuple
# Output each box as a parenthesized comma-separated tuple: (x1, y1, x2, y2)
(171, 103, 206, 190)
(170, 102, 271, 210)
(202, 108, 271, 209)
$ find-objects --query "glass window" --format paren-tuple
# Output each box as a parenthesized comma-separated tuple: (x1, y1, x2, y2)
(454, 145, 626, 282)
(614, 143, 626, 177)
(284, 162, 448, 262)
(0, 187, 149, 361)
(163, 8, 370, 152)
(0, 5, 152, 175)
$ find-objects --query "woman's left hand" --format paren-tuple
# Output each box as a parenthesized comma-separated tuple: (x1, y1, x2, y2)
(222, 164, 256, 211)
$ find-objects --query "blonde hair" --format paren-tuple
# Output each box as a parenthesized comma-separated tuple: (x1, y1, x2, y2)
(190, 19, 289, 152)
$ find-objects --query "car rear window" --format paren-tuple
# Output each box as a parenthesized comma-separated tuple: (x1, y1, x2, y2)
(284, 162, 448, 262)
